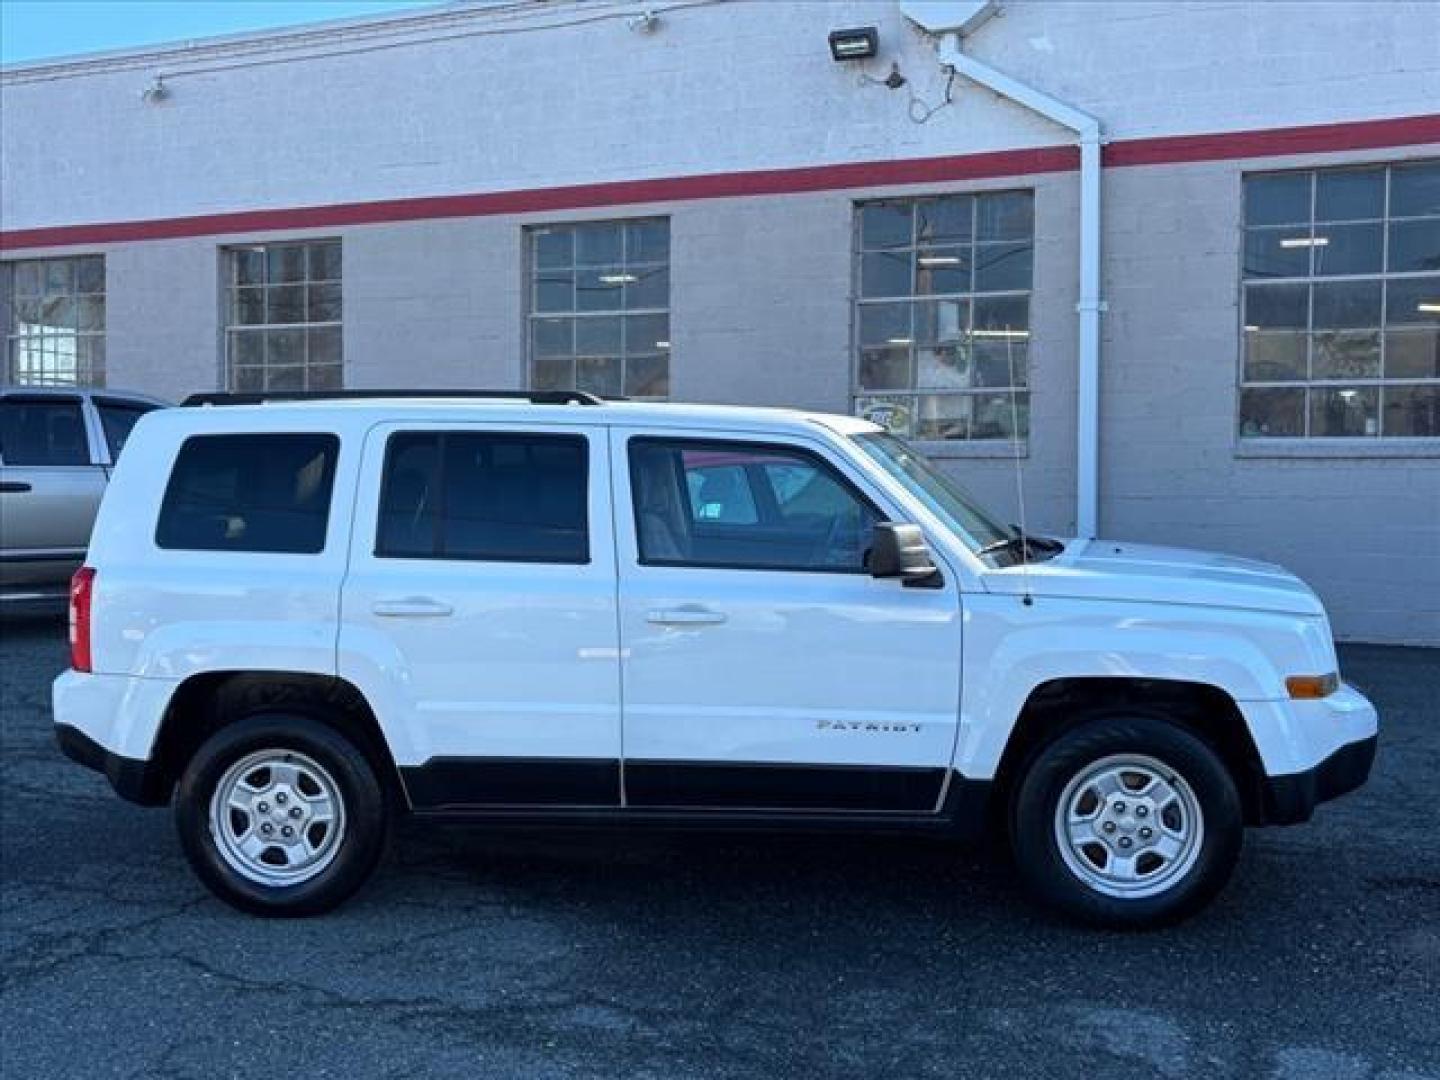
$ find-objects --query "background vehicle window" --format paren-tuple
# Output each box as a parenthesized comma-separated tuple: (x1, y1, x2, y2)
(630, 439, 880, 572)
(377, 431, 588, 564)
(156, 434, 338, 553)
(0, 398, 90, 465)
(95, 399, 156, 461)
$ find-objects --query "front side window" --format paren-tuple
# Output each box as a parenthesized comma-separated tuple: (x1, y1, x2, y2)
(0, 396, 91, 465)
(527, 219, 670, 400)
(629, 438, 880, 572)
(2, 257, 105, 387)
(225, 240, 342, 393)
(853, 192, 1033, 441)
(377, 431, 589, 564)
(1241, 161, 1440, 438)
(156, 434, 338, 553)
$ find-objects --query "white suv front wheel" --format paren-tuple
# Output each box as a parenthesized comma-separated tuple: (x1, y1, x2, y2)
(1010, 716, 1243, 928)
(175, 715, 389, 917)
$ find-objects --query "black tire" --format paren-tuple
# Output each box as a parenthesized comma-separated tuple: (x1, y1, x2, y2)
(1010, 714, 1242, 929)
(175, 714, 388, 917)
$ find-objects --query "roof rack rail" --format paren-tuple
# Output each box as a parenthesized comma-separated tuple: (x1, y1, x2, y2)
(180, 389, 606, 407)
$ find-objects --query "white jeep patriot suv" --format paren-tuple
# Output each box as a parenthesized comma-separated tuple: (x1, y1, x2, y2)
(53, 390, 1378, 926)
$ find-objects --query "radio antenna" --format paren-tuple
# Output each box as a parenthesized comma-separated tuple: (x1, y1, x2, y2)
(1003, 322, 1033, 606)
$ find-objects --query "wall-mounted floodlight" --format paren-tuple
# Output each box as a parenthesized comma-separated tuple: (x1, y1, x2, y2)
(829, 27, 878, 62)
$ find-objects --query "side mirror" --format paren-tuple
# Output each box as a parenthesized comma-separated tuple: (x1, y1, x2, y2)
(868, 523, 940, 585)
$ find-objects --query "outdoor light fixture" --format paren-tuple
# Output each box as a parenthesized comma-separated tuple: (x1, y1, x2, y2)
(829, 26, 879, 62)
(141, 75, 169, 103)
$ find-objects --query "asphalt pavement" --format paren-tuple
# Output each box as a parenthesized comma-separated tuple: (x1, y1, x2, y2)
(2, 615, 1437, 1080)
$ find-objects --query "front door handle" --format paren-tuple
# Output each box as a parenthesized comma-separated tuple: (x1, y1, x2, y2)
(646, 607, 727, 626)
(0, 481, 31, 493)
(372, 597, 454, 618)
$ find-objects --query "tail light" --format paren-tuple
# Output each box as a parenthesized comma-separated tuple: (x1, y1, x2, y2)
(69, 566, 96, 673)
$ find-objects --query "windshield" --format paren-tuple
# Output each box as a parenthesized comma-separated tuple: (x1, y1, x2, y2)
(852, 433, 1014, 554)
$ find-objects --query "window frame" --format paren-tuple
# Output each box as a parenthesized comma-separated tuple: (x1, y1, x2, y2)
(154, 432, 340, 554)
(0, 393, 95, 467)
(373, 429, 591, 566)
(524, 218, 671, 401)
(2, 255, 107, 387)
(222, 239, 343, 394)
(850, 191, 1035, 444)
(1238, 160, 1440, 441)
(627, 436, 885, 575)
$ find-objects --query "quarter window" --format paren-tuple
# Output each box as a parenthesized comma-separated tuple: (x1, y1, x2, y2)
(156, 434, 339, 553)
(527, 220, 670, 400)
(377, 432, 589, 564)
(2, 256, 105, 386)
(1241, 161, 1440, 438)
(853, 192, 1033, 441)
(225, 240, 342, 393)
(95, 398, 158, 461)
(629, 439, 881, 572)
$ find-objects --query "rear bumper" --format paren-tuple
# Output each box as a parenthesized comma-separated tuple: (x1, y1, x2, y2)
(1257, 733, 1377, 826)
(55, 722, 170, 806)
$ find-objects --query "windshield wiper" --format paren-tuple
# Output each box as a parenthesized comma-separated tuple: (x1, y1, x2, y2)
(977, 529, 1065, 561)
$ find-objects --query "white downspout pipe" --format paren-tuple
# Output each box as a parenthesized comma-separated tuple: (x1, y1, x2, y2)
(935, 34, 1104, 539)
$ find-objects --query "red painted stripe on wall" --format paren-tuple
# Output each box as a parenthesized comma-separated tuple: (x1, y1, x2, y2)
(3, 114, 1438, 252)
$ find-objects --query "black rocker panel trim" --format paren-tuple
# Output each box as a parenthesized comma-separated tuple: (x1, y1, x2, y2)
(401, 757, 620, 810)
(624, 760, 947, 812)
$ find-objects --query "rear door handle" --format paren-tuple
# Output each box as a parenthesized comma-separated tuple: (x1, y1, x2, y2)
(646, 607, 727, 626)
(372, 597, 454, 618)
(0, 481, 31, 493)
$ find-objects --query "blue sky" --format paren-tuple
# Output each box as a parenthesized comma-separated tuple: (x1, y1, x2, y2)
(1, 1, 439, 64)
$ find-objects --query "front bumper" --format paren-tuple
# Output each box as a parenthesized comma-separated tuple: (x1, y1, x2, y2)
(1257, 733, 1377, 825)
(55, 722, 171, 806)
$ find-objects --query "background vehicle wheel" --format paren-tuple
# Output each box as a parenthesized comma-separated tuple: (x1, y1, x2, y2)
(175, 714, 388, 917)
(1010, 714, 1242, 928)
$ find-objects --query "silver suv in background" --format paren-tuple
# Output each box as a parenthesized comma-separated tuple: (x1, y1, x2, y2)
(0, 387, 166, 605)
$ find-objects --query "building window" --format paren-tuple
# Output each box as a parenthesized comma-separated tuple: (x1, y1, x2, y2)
(1241, 161, 1440, 438)
(527, 219, 670, 400)
(2, 256, 105, 386)
(225, 240, 342, 392)
(852, 192, 1033, 441)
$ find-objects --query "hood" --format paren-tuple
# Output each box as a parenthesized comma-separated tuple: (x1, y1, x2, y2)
(981, 539, 1327, 617)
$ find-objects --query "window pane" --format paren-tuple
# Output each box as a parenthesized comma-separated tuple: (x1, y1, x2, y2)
(858, 346, 911, 390)
(75, 296, 103, 332)
(1244, 331, 1307, 381)
(309, 326, 342, 367)
(914, 247, 969, 295)
(233, 288, 265, 325)
(308, 242, 342, 282)
(77, 337, 105, 385)
(973, 295, 1028, 334)
(309, 363, 343, 391)
(534, 271, 573, 313)
(916, 299, 969, 344)
(626, 220, 669, 264)
(1310, 386, 1379, 437)
(625, 313, 669, 355)
(1313, 280, 1381, 329)
(974, 242, 1032, 292)
(267, 285, 306, 324)
(1312, 330, 1380, 379)
(855, 395, 914, 437)
(1384, 327, 1440, 378)
(532, 317, 572, 357)
(1315, 168, 1384, 221)
(266, 365, 305, 391)
(156, 434, 338, 552)
(1246, 173, 1311, 227)
(12, 261, 42, 296)
(858, 303, 912, 348)
(75, 256, 104, 294)
(968, 392, 1028, 440)
(267, 329, 304, 366)
(576, 315, 622, 355)
(917, 344, 971, 390)
(576, 267, 623, 312)
(917, 197, 971, 244)
(625, 264, 668, 310)
(630, 439, 878, 572)
(1243, 228, 1311, 278)
(0, 399, 90, 465)
(307, 283, 341, 322)
(230, 331, 264, 367)
(973, 339, 1029, 388)
(1239, 387, 1305, 437)
(534, 228, 573, 270)
(43, 260, 73, 293)
(1311, 222, 1383, 276)
(1388, 218, 1440, 273)
(234, 248, 265, 286)
(913, 394, 971, 440)
(439, 434, 588, 563)
(233, 365, 264, 392)
(976, 192, 1033, 241)
(1383, 385, 1440, 437)
(862, 251, 913, 297)
(267, 246, 307, 284)
(860, 203, 912, 249)
(576, 355, 622, 397)
(532, 355, 574, 390)
(1390, 161, 1440, 218)
(624, 354, 669, 398)
(1384, 275, 1440, 327)
(575, 224, 623, 266)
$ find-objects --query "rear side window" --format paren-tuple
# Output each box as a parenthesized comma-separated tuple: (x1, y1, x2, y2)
(377, 431, 588, 564)
(95, 399, 158, 461)
(156, 433, 338, 553)
(0, 398, 91, 466)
